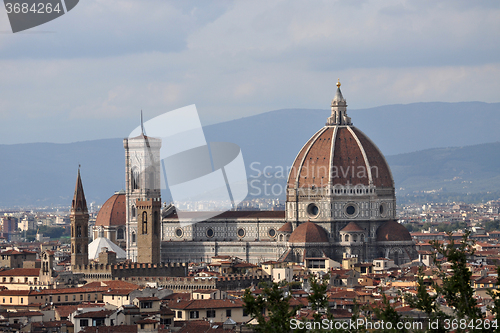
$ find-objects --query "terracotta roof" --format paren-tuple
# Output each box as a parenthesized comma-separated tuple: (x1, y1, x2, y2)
(287, 126, 393, 189)
(83, 280, 140, 290)
(80, 325, 137, 333)
(95, 193, 126, 227)
(135, 297, 159, 301)
(278, 221, 293, 233)
(289, 222, 329, 243)
(0, 290, 31, 296)
(32, 320, 74, 329)
(165, 210, 285, 220)
(376, 220, 412, 242)
(55, 304, 106, 319)
(74, 309, 115, 318)
(340, 222, 364, 232)
(2, 311, 43, 317)
(0, 268, 39, 276)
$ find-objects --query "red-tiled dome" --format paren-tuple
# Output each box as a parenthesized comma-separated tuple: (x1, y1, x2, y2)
(340, 222, 364, 232)
(289, 222, 329, 243)
(287, 126, 393, 189)
(376, 220, 412, 242)
(95, 191, 126, 227)
(278, 222, 293, 233)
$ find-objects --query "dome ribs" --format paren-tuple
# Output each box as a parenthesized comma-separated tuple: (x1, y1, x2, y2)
(350, 127, 393, 188)
(330, 127, 368, 186)
(297, 127, 334, 188)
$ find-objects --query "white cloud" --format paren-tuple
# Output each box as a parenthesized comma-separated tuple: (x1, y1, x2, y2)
(0, 0, 499, 143)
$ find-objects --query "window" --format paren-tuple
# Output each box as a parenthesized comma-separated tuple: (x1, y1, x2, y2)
(80, 294, 83, 300)
(141, 301, 153, 309)
(73, 295, 76, 301)
(20, 298, 23, 304)
(65, 295, 68, 301)
(58, 296, 61, 302)
(226, 309, 232, 317)
(189, 311, 199, 319)
(10, 298, 12, 303)
(177, 311, 182, 318)
(207, 310, 216, 318)
(77, 226, 82, 237)
(142, 211, 148, 234)
(2, 298, 4, 303)
(117, 228, 124, 239)
(132, 232, 136, 243)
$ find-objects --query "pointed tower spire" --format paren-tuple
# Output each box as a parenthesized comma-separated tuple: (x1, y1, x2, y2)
(72, 167, 88, 213)
(71, 167, 89, 267)
(326, 79, 351, 126)
(140, 110, 146, 136)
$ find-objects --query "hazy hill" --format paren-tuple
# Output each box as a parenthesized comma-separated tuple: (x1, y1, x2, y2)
(1, 101, 500, 208)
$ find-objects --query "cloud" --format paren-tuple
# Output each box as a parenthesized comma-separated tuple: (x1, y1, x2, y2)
(0, 0, 499, 144)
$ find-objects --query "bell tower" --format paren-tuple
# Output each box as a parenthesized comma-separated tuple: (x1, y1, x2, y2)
(71, 168, 89, 267)
(123, 113, 162, 262)
(136, 198, 162, 263)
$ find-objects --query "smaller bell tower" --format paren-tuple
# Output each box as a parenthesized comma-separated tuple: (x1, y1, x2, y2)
(136, 198, 161, 264)
(71, 168, 89, 267)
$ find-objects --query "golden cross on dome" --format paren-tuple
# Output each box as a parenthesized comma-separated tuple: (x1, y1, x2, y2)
(337, 79, 341, 88)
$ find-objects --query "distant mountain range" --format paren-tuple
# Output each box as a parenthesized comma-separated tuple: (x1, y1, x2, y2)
(1, 101, 500, 208)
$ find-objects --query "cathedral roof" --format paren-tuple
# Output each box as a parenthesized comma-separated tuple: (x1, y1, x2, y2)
(95, 191, 126, 227)
(88, 237, 127, 260)
(71, 169, 87, 213)
(287, 83, 393, 190)
(340, 222, 364, 233)
(376, 220, 412, 242)
(278, 221, 293, 233)
(287, 126, 393, 189)
(288, 222, 329, 243)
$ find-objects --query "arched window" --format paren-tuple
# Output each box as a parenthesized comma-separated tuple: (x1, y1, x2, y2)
(77, 226, 82, 238)
(142, 211, 148, 234)
(117, 228, 124, 239)
(131, 168, 140, 190)
(345, 234, 349, 242)
(132, 232, 136, 243)
(77, 244, 81, 253)
(132, 206, 136, 218)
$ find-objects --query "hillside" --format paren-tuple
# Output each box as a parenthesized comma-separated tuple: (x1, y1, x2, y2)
(1, 101, 500, 208)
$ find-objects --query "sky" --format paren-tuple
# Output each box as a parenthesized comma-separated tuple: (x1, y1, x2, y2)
(1, 0, 500, 144)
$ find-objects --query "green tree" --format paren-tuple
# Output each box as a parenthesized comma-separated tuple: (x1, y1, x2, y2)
(368, 294, 407, 333)
(431, 232, 482, 322)
(243, 282, 296, 333)
(487, 266, 500, 333)
(405, 267, 449, 332)
(307, 274, 329, 319)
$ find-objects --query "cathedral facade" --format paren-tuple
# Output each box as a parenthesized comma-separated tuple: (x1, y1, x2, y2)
(104, 82, 416, 266)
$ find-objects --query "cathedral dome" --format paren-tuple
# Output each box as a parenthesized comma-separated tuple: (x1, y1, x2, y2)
(376, 220, 412, 242)
(287, 126, 393, 189)
(95, 191, 126, 227)
(288, 222, 329, 243)
(287, 83, 393, 191)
